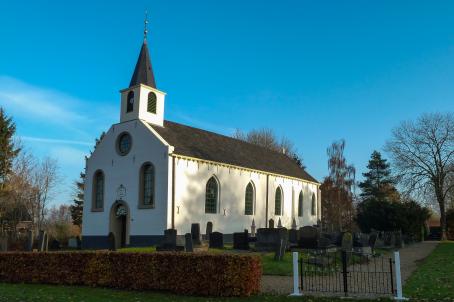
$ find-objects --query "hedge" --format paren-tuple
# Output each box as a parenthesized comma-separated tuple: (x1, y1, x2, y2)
(0, 252, 261, 297)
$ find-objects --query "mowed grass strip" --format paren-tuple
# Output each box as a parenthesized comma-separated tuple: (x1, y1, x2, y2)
(0, 283, 396, 302)
(404, 241, 454, 299)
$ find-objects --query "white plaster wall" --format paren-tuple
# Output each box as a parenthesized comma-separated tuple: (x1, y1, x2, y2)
(173, 158, 320, 235)
(82, 119, 171, 238)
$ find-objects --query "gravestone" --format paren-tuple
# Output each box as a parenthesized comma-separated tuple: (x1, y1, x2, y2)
(369, 233, 378, 250)
(157, 229, 177, 251)
(256, 228, 288, 251)
(205, 222, 213, 239)
(50, 239, 60, 250)
(341, 232, 353, 252)
(209, 232, 224, 249)
(291, 218, 297, 230)
(251, 219, 256, 237)
(298, 226, 319, 249)
(191, 223, 201, 246)
(68, 237, 78, 249)
(233, 230, 249, 250)
(108, 232, 116, 251)
(268, 219, 274, 229)
(0, 236, 7, 252)
(289, 229, 299, 244)
(25, 230, 33, 252)
(394, 231, 403, 249)
(277, 218, 282, 228)
(184, 233, 193, 252)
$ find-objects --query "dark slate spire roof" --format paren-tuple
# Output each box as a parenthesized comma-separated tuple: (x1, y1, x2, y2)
(129, 40, 156, 88)
(150, 120, 319, 183)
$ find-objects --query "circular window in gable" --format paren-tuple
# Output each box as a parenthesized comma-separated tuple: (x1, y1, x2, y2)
(117, 132, 132, 156)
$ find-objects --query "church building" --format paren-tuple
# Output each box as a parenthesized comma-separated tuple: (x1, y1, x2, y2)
(81, 28, 321, 249)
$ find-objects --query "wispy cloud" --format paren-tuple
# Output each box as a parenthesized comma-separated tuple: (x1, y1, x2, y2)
(20, 136, 92, 147)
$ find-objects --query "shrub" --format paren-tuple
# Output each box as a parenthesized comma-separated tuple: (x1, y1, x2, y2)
(447, 209, 454, 240)
(0, 252, 261, 297)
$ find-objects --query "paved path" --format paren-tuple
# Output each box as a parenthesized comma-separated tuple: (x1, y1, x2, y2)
(261, 241, 439, 296)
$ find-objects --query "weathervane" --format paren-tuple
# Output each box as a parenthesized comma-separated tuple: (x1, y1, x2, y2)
(144, 10, 149, 42)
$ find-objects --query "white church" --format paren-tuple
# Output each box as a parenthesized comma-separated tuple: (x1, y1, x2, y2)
(81, 28, 321, 249)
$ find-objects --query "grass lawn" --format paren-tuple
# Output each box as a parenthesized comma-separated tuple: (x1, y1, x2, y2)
(0, 283, 394, 302)
(404, 241, 454, 299)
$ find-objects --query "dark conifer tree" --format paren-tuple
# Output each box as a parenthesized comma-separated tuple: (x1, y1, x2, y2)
(70, 172, 85, 227)
(0, 108, 20, 189)
(358, 151, 398, 202)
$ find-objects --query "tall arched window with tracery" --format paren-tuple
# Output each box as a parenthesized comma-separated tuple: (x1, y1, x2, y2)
(139, 162, 155, 208)
(311, 193, 316, 216)
(275, 187, 283, 216)
(298, 191, 303, 217)
(245, 182, 254, 215)
(92, 170, 104, 210)
(205, 177, 219, 214)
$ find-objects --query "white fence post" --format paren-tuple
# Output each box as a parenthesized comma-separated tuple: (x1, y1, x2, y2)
(394, 251, 408, 300)
(289, 251, 302, 296)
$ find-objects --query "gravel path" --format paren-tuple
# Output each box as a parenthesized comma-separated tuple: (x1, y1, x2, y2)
(261, 241, 439, 297)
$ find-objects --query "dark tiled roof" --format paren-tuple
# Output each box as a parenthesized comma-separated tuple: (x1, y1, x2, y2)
(150, 120, 318, 183)
(129, 41, 156, 88)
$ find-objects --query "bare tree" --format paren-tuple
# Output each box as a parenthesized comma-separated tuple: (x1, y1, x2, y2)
(385, 113, 454, 240)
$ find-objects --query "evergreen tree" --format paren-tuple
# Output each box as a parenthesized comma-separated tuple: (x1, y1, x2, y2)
(70, 172, 85, 227)
(0, 108, 20, 188)
(358, 151, 398, 202)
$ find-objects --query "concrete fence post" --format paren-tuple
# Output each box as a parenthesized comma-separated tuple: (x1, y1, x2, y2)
(289, 251, 302, 296)
(394, 251, 408, 300)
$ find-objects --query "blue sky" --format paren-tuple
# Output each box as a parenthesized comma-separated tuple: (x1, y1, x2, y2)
(1, 1, 454, 205)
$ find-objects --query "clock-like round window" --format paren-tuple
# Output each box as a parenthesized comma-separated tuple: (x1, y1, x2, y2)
(117, 132, 132, 156)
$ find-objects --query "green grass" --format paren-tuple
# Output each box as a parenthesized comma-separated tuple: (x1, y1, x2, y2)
(0, 283, 393, 302)
(119, 246, 157, 253)
(404, 241, 454, 299)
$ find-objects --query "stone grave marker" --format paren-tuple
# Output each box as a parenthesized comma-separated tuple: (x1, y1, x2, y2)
(108, 232, 116, 251)
(50, 239, 60, 250)
(289, 229, 299, 244)
(277, 218, 282, 228)
(255, 227, 288, 252)
(268, 219, 274, 229)
(68, 237, 78, 249)
(184, 233, 193, 252)
(205, 222, 213, 240)
(251, 219, 256, 237)
(157, 229, 177, 251)
(191, 223, 201, 246)
(233, 230, 249, 250)
(394, 231, 403, 249)
(209, 232, 224, 249)
(298, 226, 319, 249)
(274, 238, 286, 261)
(291, 218, 297, 230)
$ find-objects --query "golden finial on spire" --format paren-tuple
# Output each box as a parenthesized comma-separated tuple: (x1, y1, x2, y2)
(144, 10, 149, 42)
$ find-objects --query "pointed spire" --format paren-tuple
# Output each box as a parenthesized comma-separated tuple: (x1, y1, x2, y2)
(129, 11, 156, 88)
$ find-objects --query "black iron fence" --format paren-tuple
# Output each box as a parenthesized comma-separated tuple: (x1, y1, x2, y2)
(299, 250, 394, 296)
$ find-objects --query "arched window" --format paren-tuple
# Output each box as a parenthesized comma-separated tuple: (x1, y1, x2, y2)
(147, 92, 157, 114)
(93, 170, 104, 210)
(126, 91, 134, 113)
(139, 163, 155, 208)
(205, 177, 219, 214)
(244, 182, 254, 215)
(298, 191, 303, 217)
(275, 187, 283, 216)
(311, 193, 316, 216)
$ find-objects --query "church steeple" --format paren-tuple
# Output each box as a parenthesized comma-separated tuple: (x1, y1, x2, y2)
(129, 12, 156, 88)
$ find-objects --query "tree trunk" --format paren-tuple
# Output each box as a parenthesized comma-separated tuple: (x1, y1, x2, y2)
(439, 199, 447, 240)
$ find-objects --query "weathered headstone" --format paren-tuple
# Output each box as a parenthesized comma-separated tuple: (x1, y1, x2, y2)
(268, 219, 274, 229)
(191, 223, 201, 246)
(291, 218, 297, 230)
(205, 222, 213, 239)
(50, 239, 60, 250)
(108, 232, 116, 251)
(184, 233, 193, 252)
(256, 228, 288, 252)
(157, 229, 177, 251)
(289, 229, 299, 244)
(209, 231, 224, 249)
(341, 232, 353, 251)
(277, 218, 282, 228)
(68, 237, 78, 249)
(251, 219, 256, 237)
(233, 230, 249, 250)
(0, 236, 7, 252)
(25, 230, 33, 252)
(298, 226, 319, 249)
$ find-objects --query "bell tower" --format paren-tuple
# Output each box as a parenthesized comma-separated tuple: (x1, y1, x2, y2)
(120, 14, 166, 127)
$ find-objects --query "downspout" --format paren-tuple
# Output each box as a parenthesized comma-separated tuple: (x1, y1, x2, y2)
(265, 174, 269, 228)
(171, 156, 176, 229)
